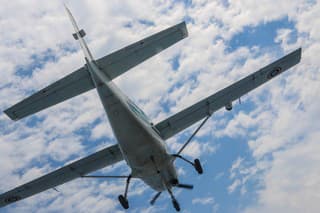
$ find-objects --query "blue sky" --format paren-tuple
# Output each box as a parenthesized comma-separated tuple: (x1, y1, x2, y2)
(0, 0, 320, 213)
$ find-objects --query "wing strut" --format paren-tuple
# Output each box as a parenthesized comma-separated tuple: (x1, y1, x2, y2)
(171, 113, 213, 176)
(176, 113, 212, 156)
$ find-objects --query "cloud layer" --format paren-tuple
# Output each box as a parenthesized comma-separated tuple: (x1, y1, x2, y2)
(0, 0, 319, 212)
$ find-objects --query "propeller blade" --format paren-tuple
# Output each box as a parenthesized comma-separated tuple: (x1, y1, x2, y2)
(150, 192, 162, 205)
(176, 184, 194, 189)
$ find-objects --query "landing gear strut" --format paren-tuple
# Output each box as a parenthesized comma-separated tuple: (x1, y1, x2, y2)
(172, 197, 181, 211)
(118, 175, 132, 209)
(173, 154, 203, 174)
(80, 174, 133, 210)
(172, 114, 211, 175)
(150, 191, 162, 205)
(163, 115, 211, 211)
(150, 156, 181, 211)
(167, 185, 180, 212)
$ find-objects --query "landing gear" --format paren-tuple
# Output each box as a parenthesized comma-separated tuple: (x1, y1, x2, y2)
(167, 187, 180, 212)
(118, 195, 129, 209)
(80, 174, 133, 210)
(172, 198, 181, 212)
(194, 159, 203, 174)
(150, 191, 162, 205)
(118, 175, 132, 210)
(150, 156, 183, 212)
(171, 115, 211, 175)
(173, 154, 204, 175)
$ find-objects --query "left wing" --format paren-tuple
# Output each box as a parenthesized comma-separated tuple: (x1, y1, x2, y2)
(0, 144, 123, 208)
(155, 48, 302, 140)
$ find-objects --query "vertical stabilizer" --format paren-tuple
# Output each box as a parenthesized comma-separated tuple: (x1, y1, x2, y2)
(64, 4, 94, 61)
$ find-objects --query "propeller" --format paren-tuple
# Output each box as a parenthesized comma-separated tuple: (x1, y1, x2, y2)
(150, 192, 162, 205)
(176, 183, 194, 190)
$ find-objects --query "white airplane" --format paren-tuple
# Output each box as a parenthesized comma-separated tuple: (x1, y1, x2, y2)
(0, 6, 301, 212)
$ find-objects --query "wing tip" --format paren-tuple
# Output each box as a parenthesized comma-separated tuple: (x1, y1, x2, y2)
(297, 47, 302, 62)
(3, 109, 19, 121)
(292, 47, 302, 63)
(180, 21, 189, 38)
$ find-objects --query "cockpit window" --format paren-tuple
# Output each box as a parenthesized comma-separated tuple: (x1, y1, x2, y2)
(127, 100, 150, 123)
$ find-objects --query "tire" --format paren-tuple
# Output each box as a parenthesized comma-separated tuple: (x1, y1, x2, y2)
(194, 159, 203, 174)
(172, 199, 180, 212)
(118, 195, 129, 209)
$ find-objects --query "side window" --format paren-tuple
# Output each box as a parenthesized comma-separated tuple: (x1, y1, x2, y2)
(128, 100, 150, 124)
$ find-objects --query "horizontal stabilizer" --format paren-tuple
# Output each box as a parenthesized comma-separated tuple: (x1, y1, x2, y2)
(4, 67, 94, 121)
(95, 21, 188, 80)
(0, 144, 123, 208)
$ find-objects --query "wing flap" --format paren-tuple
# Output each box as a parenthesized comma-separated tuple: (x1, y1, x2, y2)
(96, 22, 188, 80)
(156, 48, 302, 140)
(0, 144, 123, 208)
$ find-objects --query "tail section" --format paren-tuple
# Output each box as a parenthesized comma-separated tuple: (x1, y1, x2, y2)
(64, 5, 94, 61)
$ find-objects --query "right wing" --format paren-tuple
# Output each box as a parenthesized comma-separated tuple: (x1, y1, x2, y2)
(4, 22, 188, 121)
(0, 144, 123, 208)
(155, 48, 302, 140)
(95, 22, 188, 80)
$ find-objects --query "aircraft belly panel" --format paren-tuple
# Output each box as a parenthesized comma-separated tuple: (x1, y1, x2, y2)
(94, 81, 169, 177)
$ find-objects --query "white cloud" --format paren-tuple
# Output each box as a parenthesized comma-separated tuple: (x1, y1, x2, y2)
(90, 120, 113, 140)
(192, 196, 215, 205)
(245, 132, 320, 213)
(0, 0, 320, 212)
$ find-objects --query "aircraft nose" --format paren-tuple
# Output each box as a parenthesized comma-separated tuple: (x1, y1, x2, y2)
(170, 178, 179, 186)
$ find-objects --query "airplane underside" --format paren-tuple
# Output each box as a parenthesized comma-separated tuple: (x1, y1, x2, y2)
(86, 62, 202, 211)
(93, 73, 177, 191)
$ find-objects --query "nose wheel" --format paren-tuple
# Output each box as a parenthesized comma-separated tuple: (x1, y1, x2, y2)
(172, 198, 181, 212)
(167, 186, 181, 212)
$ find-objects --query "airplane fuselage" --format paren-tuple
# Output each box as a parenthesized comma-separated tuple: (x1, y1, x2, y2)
(87, 61, 178, 192)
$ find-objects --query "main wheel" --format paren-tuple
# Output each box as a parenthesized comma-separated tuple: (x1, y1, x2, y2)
(172, 199, 180, 212)
(194, 159, 203, 174)
(118, 195, 129, 209)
